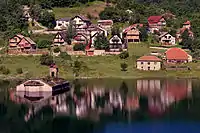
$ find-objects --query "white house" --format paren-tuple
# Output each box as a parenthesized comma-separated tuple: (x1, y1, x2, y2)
(159, 32, 176, 46)
(109, 35, 127, 52)
(71, 15, 91, 29)
(54, 18, 70, 30)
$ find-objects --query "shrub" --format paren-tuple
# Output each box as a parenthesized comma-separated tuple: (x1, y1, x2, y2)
(37, 39, 52, 49)
(120, 62, 128, 71)
(0, 66, 10, 75)
(60, 52, 71, 60)
(53, 47, 60, 53)
(73, 44, 86, 51)
(119, 51, 129, 59)
(40, 54, 54, 66)
(16, 68, 23, 74)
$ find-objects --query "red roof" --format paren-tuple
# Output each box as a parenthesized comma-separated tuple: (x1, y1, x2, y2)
(165, 48, 188, 60)
(123, 23, 143, 33)
(137, 55, 162, 61)
(183, 21, 191, 25)
(148, 16, 163, 24)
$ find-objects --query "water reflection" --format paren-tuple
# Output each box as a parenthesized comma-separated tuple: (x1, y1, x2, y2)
(9, 79, 193, 122)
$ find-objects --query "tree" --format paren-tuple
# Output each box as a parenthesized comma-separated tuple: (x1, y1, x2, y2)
(38, 10, 56, 29)
(60, 52, 71, 60)
(73, 44, 86, 51)
(111, 26, 120, 36)
(94, 34, 109, 50)
(72, 60, 82, 77)
(40, 54, 54, 66)
(180, 29, 193, 49)
(53, 47, 60, 53)
(29, 4, 42, 21)
(119, 51, 129, 59)
(66, 21, 76, 44)
(139, 26, 148, 42)
(120, 62, 128, 71)
(37, 39, 52, 49)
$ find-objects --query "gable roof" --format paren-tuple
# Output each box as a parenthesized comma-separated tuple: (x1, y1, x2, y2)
(72, 15, 90, 22)
(183, 21, 191, 25)
(123, 24, 143, 33)
(97, 20, 113, 24)
(137, 55, 162, 61)
(109, 34, 122, 42)
(57, 31, 67, 41)
(159, 32, 174, 38)
(73, 33, 87, 41)
(165, 48, 188, 60)
(24, 37, 36, 45)
(148, 16, 163, 24)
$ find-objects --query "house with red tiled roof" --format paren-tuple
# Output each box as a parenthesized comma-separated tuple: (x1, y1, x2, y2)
(148, 16, 166, 33)
(72, 33, 88, 45)
(136, 55, 162, 70)
(9, 34, 36, 52)
(176, 21, 193, 42)
(123, 24, 143, 43)
(165, 48, 192, 63)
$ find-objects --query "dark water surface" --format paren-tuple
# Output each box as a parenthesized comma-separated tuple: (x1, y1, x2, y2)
(1, 78, 200, 133)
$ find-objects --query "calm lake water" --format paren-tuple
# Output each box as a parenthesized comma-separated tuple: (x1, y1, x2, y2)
(1, 78, 200, 133)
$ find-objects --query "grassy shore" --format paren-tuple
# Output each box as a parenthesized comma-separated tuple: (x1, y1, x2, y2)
(0, 43, 200, 80)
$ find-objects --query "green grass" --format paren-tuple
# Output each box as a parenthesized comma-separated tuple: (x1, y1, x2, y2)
(0, 43, 200, 80)
(53, 1, 106, 19)
(30, 34, 55, 42)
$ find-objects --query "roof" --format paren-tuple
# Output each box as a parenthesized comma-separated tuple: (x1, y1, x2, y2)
(57, 31, 67, 40)
(137, 55, 162, 61)
(165, 48, 188, 60)
(72, 15, 90, 21)
(183, 21, 191, 25)
(41, 78, 68, 87)
(57, 17, 71, 21)
(148, 16, 163, 24)
(159, 32, 174, 38)
(123, 24, 143, 33)
(109, 34, 122, 42)
(177, 27, 193, 35)
(16, 34, 25, 39)
(50, 63, 58, 68)
(97, 20, 113, 24)
(24, 37, 36, 45)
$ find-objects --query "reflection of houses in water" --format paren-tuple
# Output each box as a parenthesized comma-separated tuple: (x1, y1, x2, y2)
(137, 79, 192, 115)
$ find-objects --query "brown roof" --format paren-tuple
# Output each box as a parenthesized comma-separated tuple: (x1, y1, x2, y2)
(137, 55, 162, 61)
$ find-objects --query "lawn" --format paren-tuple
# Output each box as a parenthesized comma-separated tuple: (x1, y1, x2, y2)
(30, 34, 55, 42)
(53, 1, 106, 21)
(1, 43, 200, 80)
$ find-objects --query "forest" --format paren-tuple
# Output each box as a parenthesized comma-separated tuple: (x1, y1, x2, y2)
(1, 0, 200, 55)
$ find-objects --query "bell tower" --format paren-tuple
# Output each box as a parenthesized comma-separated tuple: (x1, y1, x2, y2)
(49, 63, 58, 78)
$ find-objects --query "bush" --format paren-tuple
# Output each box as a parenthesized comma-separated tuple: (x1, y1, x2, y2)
(119, 51, 129, 59)
(73, 44, 86, 51)
(120, 62, 128, 71)
(16, 68, 23, 74)
(0, 66, 10, 75)
(60, 52, 71, 60)
(53, 47, 60, 53)
(40, 54, 54, 66)
(37, 39, 52, 49)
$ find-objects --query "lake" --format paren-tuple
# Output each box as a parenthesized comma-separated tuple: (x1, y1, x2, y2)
(1, 78, 200, 133)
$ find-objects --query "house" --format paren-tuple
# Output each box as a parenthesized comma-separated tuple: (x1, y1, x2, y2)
(159, 32, 176, 45)
(54, 18, 70, 30)
(22, 5, 31, 21)
(165, 48, 192, 63)
(183, 21, 191, 29)
(148, 16, 166, 33)
(71, 15, 91, 29)
(123, 25, 141, 43)
(97, 20, 113, 33)
(136, 55, 162, 71)
(53, 32, 68, 46)
(72, 33, 88, 45)
(109, 35, 127, 52)
(176, 28, 194, 42)
(9, 34, 36, 52)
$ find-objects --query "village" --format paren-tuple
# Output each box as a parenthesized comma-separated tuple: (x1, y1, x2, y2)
(6, 5, 195, 75)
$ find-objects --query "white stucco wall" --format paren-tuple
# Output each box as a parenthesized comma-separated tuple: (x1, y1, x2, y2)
(137, 61, 161, 70)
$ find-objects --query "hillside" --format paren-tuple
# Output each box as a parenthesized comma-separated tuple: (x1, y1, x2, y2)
(53, 1, 106, 21)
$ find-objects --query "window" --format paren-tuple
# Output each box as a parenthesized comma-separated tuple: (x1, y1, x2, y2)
(148, 67, 150, 70)
(141, 66, 143, 69)
(141, 62, 143, 65)
(147, 62, 150, 65)
(154, 62, 157, 65)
